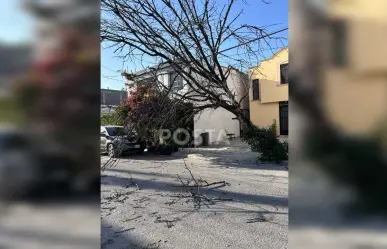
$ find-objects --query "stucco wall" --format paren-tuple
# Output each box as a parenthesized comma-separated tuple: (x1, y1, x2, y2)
(248, 48, 289, 134)
(322, 77, 387, 135)
(193, 107, 240, 146)
(260, 79, 288, 104)
(193, 69, 248, 146)
(250, 100, 280, 132)
(321, 8, 387, 136)
(249, 48, 289, 82)
(132, 66, 248, 146)
(328, 0, 387, 23)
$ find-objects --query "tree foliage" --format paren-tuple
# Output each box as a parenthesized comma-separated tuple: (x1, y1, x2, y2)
(241, 120, 288, 163)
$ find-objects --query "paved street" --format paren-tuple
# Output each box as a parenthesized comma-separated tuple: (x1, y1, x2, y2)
(0, 200, 100, 249)
(101, 141, 288, 249)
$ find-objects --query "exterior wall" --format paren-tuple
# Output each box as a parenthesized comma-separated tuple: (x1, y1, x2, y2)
(250, 48, 289, 81)
(250, 101, 279, 131)
(328, 0, 387, 23)
(321, 2, 387, 136)
(101, 89, 128, 106)
(249, 48, 289, 135)
(260, 79, 288, 104)
(226, 69, 250, 109)
(133, 66, 249, 146)
(193, 107, 240, 146)
(322, 78, 387, 135)
(192, 69, 249, 146)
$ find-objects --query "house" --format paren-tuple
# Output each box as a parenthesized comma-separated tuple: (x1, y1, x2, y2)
(101, 88, 128, 114)
(126, 64, 250, 146)
(248, 47, 289, 137)
(0, 43, 32, 99)
(317, 0, 387, 136)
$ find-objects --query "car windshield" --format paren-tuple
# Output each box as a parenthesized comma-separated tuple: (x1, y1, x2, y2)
(105, 127, 130, 136)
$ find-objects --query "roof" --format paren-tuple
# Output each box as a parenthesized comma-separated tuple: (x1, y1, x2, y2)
(134, 62, 176, 77)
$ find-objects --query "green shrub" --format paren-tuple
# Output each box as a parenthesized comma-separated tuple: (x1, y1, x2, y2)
(101, 113, 121, 126)
(282, 141, 289, 154)
(241, 120, 288, 163)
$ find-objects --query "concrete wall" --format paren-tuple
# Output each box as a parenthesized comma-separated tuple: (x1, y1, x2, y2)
(248, 48, 289, 134)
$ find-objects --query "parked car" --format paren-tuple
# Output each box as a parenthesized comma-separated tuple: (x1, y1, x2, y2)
(100, 125, 146, 157)
(0, 127, 83, 199)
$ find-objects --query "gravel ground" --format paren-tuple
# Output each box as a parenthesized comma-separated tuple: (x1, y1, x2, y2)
(101, 141, 288, 249)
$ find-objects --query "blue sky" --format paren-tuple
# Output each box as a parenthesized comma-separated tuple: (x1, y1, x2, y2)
(101, 0, 288, 90)
(0, 1, 33, 44)
(0, 0, 288, 90)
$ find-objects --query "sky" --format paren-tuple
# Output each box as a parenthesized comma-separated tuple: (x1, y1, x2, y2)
(101, 0, 288, 90)
(0, 0, 288, 91)
(0, 1, 33, 44)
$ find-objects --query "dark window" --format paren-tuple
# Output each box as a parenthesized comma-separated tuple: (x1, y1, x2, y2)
(105, 127, 130, 136)
(280, 63, 288, 84)
(279, 101, 288, 135)
(331, 19, 347, 67)
(169, 72, 184, 90)
(252, 79, 259, 100)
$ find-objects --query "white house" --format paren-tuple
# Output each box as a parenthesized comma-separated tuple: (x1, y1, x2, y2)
(126, 64, 249, 146)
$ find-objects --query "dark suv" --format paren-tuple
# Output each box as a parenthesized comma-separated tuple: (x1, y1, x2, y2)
(101, 125, 146, 157)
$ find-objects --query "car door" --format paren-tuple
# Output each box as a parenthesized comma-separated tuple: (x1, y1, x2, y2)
(100, 128, 108, 153)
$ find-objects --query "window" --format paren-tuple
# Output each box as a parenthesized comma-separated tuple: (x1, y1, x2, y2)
(331, 19, 347, 67)
(279, 101, 288, 135)
(280, 63, 288, 84)
(105, 127, 130, 136)
(169, 72, 184, 90)
(252, 79, 259, 100)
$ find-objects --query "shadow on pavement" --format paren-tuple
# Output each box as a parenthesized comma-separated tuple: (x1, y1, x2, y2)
(101, 221, 163, 249)
(0, 226, 99, 248)
(101, 174, 288, 208)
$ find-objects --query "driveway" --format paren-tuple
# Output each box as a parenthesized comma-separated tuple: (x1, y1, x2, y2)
(101, 141, 288, 249)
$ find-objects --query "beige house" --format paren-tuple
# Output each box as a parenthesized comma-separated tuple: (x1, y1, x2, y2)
(319, 0, 387, 137)
(248, 47, 289, 136)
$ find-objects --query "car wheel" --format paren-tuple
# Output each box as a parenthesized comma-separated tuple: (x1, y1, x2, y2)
(108, 144, 118, 158)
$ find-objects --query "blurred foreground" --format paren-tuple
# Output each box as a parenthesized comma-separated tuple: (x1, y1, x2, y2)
(290, 0, 387, 248)
(0, 1, 100, 248)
